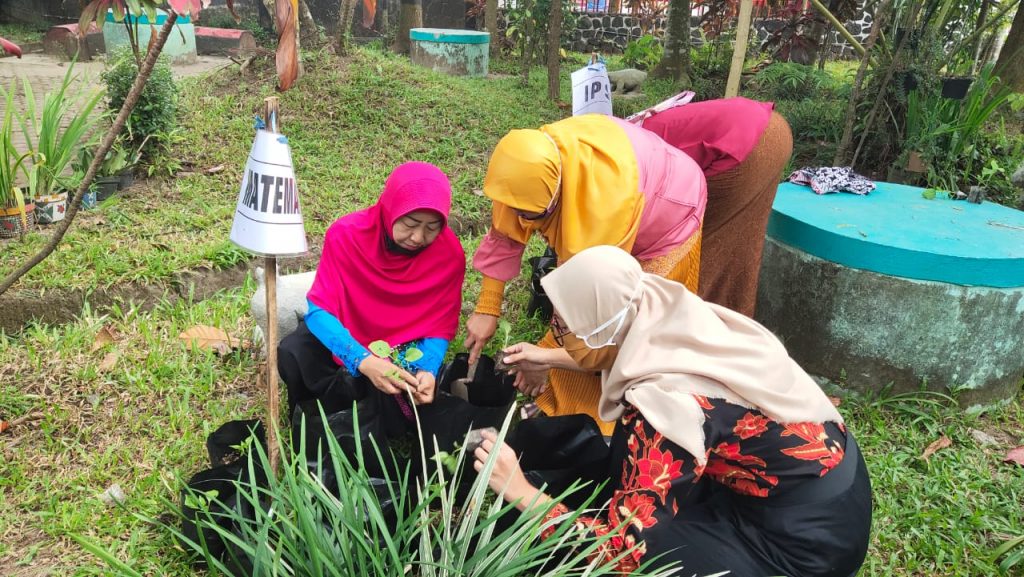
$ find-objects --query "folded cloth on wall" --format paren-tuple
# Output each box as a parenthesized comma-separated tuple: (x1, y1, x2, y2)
(789, 166, 876, 195)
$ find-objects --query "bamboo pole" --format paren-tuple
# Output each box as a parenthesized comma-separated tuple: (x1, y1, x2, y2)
(262, 96, 281, 473)
(725, 0, 753, 98)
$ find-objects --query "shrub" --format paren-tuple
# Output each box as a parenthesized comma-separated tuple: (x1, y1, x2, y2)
(623, 35, 663, 71)
(102, 46, 178, 159)
(750, 62, 846, 101)
(775, 98, 845, 169)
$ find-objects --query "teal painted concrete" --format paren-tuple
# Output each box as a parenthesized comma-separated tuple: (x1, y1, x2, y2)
(409, 29, 489, 77)
(410, 28, 490, 44)
(103, 9, 197, 63)
(768, 181, 1024, 287)
(105, 10, 191, 24)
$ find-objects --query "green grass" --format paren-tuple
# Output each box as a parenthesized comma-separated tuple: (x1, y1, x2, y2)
(0, 22, 48, 47)
(2, 48, 1024, 576)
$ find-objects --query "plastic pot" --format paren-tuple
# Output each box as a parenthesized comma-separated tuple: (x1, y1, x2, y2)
(95, 176, 120, 202)
(117, 168, 135, 190)
(941, 77, 973, 100)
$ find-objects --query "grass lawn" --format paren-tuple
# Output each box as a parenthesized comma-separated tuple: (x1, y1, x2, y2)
(1, 47, 1022, 575)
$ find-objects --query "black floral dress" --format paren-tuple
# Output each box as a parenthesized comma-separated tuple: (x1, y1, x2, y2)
(539, 397, 872, 577)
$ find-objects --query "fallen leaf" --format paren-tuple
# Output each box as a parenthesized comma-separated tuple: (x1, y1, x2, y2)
(920, 435, 952, 461)
(828, 396, 842, 407)
(0, 420, 8, 434)
(1004, 446, 1024, 467)
(98, 351, 119, 373)
(91, 325, 118, 352)
(472, 188, 485, 197)
(205, 164, 225, 174)
(180, 325, 236, 356)
(969, 428, 999, 447)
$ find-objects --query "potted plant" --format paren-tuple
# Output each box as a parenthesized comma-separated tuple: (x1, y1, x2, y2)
(0, 83, 35, 239)
(19, 63, 104, 224)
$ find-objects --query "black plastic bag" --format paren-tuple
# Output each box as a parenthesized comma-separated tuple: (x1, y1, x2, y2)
(527, 248, 558, 322)
(507, 414, 613, 509)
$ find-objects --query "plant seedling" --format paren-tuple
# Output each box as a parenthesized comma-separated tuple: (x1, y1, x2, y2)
(369, 340, 423, 389)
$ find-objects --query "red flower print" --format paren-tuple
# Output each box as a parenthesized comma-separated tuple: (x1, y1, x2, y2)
(627, 433, 639, 453)
(617, 492, 658, 530)
(703, 459, 757, 483)
(712, 442, 767, 468)
(694, 395, 714, 410)
(733, 412, 769, 439)
(636, 447, 684, 500)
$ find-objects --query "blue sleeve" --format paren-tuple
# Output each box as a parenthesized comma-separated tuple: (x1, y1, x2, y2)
(304, 300, 371, 375)
(408, 337, 449, 377)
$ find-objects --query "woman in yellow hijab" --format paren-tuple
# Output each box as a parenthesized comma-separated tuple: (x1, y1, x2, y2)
(464, 113, 707, 435)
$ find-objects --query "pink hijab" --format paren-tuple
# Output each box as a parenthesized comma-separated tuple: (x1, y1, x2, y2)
(306, 162, 465, 350)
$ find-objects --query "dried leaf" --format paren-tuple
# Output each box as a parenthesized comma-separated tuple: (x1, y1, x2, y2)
(472, 188, 485, 196)
(91, 325, 118, 352)
(920, 435, 952, 461)
(275, 0, 299, 91)
(205, 164, 225, 174)
(225, 0, 241, 22)
(828, 396, 842, 407)
(0, 420, 8, 434)
(98, 351, 119, 373)
(179, 325, 236, 355)
(99, 483, 126, 506)
(1004, 446, 1024, 467)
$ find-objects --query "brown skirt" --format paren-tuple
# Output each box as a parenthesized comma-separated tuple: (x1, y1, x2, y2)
(697, 110, 793, 317)
(533, 233, 702, 436)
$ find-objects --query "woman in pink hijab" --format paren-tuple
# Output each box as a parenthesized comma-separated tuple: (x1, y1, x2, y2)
(278, 162, 465, 421)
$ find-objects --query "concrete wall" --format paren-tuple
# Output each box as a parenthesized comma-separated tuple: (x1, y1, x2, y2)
(756, 238, 1024, 409)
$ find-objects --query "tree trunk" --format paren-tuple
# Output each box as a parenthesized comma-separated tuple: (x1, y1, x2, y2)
(547, 0, 563, 100)
(394, 0, 422, 54)
(652, 0, 691, 83)
(609, 0, 621, 13)
(298, 0, 320, 48)
(336, 0, 359, 54)
(834, 0, 890, 166)
(0, 14, 180, 297)
(994, 2, 1024, 92)
(486, 0, 499, 57)
(263, 0, 279, 32)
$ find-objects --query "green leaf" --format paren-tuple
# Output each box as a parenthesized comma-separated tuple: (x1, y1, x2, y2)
(368, 340, 392, 358)
(403, 347, 423, 363)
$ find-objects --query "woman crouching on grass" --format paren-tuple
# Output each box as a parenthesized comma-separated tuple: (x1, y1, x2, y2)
(474, 245, 872, 576)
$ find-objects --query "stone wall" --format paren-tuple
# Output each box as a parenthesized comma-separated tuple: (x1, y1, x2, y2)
(500, 8, 875, 57)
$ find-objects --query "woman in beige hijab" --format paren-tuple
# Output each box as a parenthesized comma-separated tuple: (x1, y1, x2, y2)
(473, 245, 872, 576)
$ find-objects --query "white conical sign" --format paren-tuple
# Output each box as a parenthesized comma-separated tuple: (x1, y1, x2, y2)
(229, 130, 308, 256)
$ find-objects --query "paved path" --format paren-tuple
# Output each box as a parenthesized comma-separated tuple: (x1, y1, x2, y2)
(0, 52, 230, 186)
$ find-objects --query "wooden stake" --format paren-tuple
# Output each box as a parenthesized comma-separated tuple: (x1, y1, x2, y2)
(725, 0, 753, 98)
(262, 96, 281, 472)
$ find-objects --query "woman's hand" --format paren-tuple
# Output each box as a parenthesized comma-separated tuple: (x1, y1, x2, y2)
(412, 371, 436, 404)
(473, 429, 542, 510)
(358, 355, 418, 395)
(502, 342, 557, 373)
(464, 313, 499, 365)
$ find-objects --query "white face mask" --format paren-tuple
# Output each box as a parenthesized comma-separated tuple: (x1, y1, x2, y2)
(574, 286, 640, 349)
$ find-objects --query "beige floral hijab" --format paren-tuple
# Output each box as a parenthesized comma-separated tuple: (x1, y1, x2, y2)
(540, 245, 843, 465)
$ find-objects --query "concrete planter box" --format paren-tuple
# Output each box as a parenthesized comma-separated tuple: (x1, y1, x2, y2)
(756, 182, 1024, 407)
(409, 28, 489, 78)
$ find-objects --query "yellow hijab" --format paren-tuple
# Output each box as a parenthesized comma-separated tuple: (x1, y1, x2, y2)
(483, 115, 643, 261)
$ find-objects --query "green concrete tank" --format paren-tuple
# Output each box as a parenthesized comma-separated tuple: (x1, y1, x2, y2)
(104, 9, 196, 64)
(409, 28, 489, 78)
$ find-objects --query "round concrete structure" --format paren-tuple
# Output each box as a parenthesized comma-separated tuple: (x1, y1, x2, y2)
(409, 28, 489, 78)
(756, 182, 1024, 406)
(104, 9, 197, 64)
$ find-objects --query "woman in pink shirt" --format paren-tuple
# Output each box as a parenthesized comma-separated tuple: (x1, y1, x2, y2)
(464, 113, 707, 435)
(635, 97, 793, 317)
